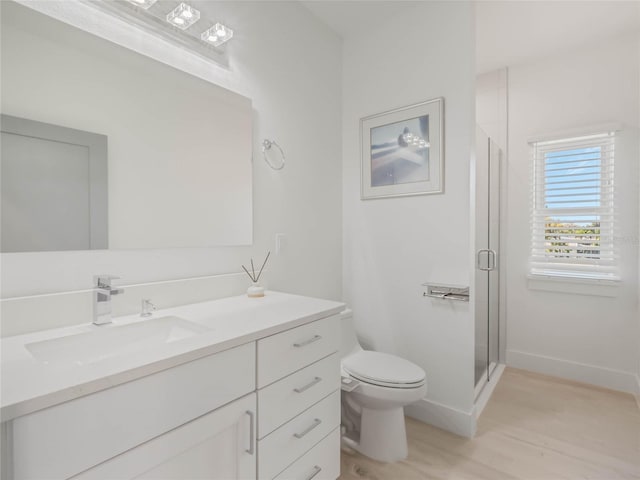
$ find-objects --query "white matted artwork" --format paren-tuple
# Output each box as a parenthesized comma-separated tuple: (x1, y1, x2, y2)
(361, 98, 444, 199)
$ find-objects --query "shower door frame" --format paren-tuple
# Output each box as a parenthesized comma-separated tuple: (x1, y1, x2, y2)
(474, 129, 502, 397)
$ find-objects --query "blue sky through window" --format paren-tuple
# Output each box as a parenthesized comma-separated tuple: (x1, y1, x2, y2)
(544, 146, 601, 211)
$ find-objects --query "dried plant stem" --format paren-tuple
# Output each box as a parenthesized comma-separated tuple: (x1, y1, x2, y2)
(242, 251, 271, 283)
(256, 251, 271, 282)
(242, 265, 256, 282)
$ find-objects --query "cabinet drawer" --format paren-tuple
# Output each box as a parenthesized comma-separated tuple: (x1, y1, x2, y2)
(273, 428, 340, 480)
(258, 353, 339, 439)
(258, 315, 340, 388)
(12, 343, 255, 480)
(258, 390, 340, 480)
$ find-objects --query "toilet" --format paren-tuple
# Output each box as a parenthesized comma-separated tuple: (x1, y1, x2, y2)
(339, 309, 427, 463)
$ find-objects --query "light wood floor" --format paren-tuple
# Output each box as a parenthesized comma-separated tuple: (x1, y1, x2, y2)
(339, 368, 640, 479)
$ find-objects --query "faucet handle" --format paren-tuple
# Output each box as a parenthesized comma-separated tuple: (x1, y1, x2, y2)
(140, 299, 157, 317)
(94, 275, 121, 288)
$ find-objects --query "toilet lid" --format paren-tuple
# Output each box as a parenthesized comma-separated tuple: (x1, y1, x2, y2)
(342, 351, 426, 388)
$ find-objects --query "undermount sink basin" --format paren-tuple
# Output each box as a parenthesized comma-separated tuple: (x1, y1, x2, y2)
(25, 316, 210, 366)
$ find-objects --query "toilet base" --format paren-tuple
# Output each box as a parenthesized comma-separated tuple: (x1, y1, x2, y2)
(345, 406, 408, 462)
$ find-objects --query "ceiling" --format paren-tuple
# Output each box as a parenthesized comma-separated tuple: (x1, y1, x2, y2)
(476, 1, 640, 74)
(300, 1, 419, 39)
(300, 1, 640, 73)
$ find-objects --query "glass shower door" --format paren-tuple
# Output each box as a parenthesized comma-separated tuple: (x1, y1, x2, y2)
(475, 128, 500, 392)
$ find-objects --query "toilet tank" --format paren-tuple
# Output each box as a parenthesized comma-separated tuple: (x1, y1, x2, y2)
(339, 309, 362, 359)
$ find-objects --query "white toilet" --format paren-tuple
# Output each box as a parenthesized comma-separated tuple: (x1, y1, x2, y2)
(339, 310, 427, 463)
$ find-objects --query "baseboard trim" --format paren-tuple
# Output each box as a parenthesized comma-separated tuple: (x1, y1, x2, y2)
(405, 398, 476, 438)
(474, 363, 505, 419)
(507, 349, 639, 395)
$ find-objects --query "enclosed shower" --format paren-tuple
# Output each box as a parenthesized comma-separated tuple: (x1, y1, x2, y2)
(474, 68, 507, 396)
(475, 127, 501, 394)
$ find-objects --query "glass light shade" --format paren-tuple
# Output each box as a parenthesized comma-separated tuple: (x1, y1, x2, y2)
(201, 22, 234, 47)
(166, 3, 200, 30)
(126, 0, 157, 9)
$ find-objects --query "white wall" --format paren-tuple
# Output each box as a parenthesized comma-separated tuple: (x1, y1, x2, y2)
(1, 1, 343, 332)
(476, 69, 507, 153)
(505, 34, 640, 393)
(342, 2, 477, 436)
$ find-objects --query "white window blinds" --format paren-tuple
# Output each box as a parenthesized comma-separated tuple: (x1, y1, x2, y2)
(530, 132, 618, 280)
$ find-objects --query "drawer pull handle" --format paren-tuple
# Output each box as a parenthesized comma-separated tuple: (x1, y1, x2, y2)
(245, 410, 255, 455)
(306, 465, 322, 480)
(293, 335, 322, 348)
(293, 418, 322, 439)
(294, 376, 322, 393)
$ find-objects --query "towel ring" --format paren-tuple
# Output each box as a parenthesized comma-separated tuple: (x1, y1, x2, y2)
(262, 139, 285, 170)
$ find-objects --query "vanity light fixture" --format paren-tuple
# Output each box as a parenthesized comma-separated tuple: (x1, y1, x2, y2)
(88, 0, 231, 65)
(201, 23, 234, 47)
(166, 2, 200, 30)
(125, 0, 157, 9)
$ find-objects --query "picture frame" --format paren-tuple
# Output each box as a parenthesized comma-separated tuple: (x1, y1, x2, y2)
(360, 98, 444, 200)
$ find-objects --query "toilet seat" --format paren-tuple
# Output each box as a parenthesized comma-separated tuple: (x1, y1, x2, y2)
(342, 351, 426, 389)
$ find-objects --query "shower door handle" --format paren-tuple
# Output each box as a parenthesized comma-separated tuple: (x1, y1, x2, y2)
(477, 249, 491, 271)
(489, 249, 498, 270)
(477, 249, 497, 271)
(488, 249, 497, 271)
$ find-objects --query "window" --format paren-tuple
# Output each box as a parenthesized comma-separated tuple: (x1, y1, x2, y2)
(530, 132, 617, 281)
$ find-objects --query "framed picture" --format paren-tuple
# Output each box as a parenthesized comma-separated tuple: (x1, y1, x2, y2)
(360, 98, 444, 200)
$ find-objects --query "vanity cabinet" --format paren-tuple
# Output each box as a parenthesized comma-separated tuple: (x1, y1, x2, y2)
(257, 315, 341, 480)
(9, 343, 256, 480)
(2, 302, 344, 480)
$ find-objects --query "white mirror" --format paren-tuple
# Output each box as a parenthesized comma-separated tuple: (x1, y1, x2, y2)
(0, 1, 253, 252)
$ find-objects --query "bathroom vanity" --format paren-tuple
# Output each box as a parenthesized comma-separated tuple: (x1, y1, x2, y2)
(0, 292, 344, 480)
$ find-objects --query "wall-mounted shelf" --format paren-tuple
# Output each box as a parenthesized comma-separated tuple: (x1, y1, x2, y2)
(422, 283, 469, 302)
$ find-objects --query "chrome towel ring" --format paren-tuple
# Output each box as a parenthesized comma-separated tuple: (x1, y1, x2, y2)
(262, 139, 285, 170)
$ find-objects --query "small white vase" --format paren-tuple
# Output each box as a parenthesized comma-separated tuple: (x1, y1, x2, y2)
(247, 282, 265, 298)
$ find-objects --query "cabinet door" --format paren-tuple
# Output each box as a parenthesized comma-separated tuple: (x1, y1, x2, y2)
(74, 393, 256, 480)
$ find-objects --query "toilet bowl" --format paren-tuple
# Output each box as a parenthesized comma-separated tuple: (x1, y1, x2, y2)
(339, 310, 427, 463)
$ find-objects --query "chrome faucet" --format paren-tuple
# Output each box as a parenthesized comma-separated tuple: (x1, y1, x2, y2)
(93, 275, 124, 325)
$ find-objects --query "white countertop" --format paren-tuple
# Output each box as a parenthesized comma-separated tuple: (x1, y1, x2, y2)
(1, 291, 345, 422)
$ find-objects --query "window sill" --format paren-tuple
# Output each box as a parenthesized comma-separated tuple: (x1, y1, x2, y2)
(526, 274, 620, 297)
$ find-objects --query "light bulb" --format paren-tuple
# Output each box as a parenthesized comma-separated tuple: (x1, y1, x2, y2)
(201, 23, 234, 46)
(166, 3, 200, 29)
